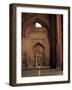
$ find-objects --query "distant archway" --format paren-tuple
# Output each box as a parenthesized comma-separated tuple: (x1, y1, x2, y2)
(32, 43, 45, 67)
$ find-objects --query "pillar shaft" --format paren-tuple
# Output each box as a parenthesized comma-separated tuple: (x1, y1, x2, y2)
(56, 15, 63, 68)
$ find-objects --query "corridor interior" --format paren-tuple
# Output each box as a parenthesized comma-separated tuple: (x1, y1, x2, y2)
(21, 13, 63, 77)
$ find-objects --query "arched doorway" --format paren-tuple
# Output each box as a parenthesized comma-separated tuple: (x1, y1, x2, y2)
(32, 43, 45, 67)
(22, 14, 50, 68)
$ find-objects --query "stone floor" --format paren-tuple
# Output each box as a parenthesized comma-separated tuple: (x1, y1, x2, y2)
(22, 68, 63, 77)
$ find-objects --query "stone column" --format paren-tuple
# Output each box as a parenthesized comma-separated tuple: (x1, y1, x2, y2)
(56, 15, 63, 69)
(50, 15, 57, 68)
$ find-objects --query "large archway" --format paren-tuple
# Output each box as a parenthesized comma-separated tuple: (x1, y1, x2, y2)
(22, 16, 50, 67)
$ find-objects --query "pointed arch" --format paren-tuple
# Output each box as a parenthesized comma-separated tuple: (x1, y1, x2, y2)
(23, 17, 49, 30)
(33, 42, 44, 50)
(32, 42, 45, 67)
(23, 17, 50, 40)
